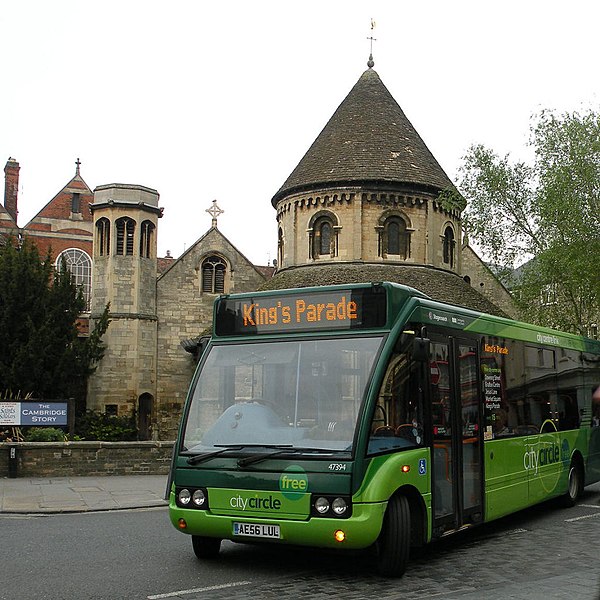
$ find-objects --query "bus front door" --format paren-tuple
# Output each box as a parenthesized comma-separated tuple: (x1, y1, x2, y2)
(430, 336, 483, 534)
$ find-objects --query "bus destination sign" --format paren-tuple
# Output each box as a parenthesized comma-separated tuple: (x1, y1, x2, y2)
(215, 288, 387, 336)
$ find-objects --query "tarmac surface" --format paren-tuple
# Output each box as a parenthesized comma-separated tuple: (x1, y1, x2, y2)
(0, 474, 169, 513)
(2, 475, 600, 599)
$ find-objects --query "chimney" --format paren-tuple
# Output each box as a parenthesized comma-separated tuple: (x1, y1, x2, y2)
(4, 157, 19, 223)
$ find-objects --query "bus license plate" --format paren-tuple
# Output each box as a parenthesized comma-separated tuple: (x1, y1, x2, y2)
(233, 522, 281, 539)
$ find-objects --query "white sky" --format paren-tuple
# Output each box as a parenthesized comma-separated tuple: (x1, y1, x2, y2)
(2, 0, 598, 265)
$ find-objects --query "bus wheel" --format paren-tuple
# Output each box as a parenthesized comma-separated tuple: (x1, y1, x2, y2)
(376, 494, 410, 578)
(561, 461, 583, 508)
(191, 535, 221, 559)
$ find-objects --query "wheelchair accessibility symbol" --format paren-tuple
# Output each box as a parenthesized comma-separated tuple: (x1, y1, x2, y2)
(418, 459, 427, 475)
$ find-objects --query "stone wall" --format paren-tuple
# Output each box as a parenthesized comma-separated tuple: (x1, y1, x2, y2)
(0, 441, 174, 478)
(461, 244, 519, 319)
(155, 226, 268, 439)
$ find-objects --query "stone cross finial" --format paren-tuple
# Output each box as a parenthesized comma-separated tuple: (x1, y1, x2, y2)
(75, 157, 81, 175)
(206, 199, 224, 228)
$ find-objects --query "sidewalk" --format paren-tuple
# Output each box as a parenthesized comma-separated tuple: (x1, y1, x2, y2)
(0, 474, 169, 513)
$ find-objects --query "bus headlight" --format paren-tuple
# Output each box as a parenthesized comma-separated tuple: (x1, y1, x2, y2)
(332, 497, 347, 515)
(315, 497, 330, 514)
(178, 488, 191, 505)
(192, 489, 206, 507)
(311, 494, 352, 518)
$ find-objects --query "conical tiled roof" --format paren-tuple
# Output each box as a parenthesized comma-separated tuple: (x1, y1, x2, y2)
(272, 68, 454, 206)
(260, 263, 509, 318)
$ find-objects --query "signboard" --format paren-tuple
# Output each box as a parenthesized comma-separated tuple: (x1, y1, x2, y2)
(0, 402, 68, 426)
(215, 287, 387, 336)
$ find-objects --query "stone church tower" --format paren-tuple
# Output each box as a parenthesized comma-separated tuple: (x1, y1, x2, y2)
(87, 184, 163, 439)
(267, 62, 514, 318)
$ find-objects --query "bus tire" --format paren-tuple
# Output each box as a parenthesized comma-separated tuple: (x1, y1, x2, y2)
(561, 461, 583, 508)
(191, 535, 221, 559)
(376, 494, 410, 578)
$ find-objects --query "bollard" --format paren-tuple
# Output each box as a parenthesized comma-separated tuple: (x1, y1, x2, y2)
(8, 444, 18, 478)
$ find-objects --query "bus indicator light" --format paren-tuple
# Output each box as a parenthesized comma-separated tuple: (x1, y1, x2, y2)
(334, 530, 346, 543)
(178, 518, 187, 530)
(402, 465, 410, 473)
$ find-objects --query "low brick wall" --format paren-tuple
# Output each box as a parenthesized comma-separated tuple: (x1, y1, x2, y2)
(0, 441, 175, 478)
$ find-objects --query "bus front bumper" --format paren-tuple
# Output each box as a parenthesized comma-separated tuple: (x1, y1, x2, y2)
(169, 498, 387, 550)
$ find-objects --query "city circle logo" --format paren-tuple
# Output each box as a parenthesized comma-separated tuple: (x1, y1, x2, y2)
(279, 466, 308, 500)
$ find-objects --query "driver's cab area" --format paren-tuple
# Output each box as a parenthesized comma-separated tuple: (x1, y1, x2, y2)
(368, 328, 427, 455)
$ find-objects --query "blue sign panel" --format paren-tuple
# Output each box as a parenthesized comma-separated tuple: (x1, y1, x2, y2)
(20, 403, 68, 426)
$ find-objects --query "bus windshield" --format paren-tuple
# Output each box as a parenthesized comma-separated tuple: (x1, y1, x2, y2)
(182, 336, 384, 455)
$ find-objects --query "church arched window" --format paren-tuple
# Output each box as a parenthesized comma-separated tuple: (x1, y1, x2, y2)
(201, 255, 227, 294)
(277, 227, 284, 268)
(386, 217, 409, 258)
(443, 225, 456, 268)
(96, 217, 110, 256)
(140, 220, 155, 258)
(56, 248, 92, 310)
(309, 212, 338, 259)
(116, 217, 136, 256)
(377, 212, 411, 259)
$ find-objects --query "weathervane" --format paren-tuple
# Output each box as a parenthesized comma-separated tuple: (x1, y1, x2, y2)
(367, 18, 376, 68)
(206, 199, 224, 228)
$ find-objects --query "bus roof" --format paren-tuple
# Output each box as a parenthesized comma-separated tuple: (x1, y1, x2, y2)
(212, 281, 600, 353)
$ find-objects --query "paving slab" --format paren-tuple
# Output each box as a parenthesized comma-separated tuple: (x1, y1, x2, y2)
(0, 474, 168, 513)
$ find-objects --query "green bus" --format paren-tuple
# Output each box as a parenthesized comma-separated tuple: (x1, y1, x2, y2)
(168, 282, 600, 576)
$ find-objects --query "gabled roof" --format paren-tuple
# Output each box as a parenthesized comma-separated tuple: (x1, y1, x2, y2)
(272, 68, 454, 206)
(24, 168, 93, 228)
(157, 225, 269, 283)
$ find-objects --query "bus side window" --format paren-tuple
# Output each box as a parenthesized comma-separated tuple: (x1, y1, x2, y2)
(593, 386, 600, 427)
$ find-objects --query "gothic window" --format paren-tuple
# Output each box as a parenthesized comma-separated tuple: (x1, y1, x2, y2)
(310, 212, 337, 259)
(140, 220, 155, 258)
(116, 217, 136, 256)
(201, 255, 227, 294)
(96, 218, 110, 256)
(56, 248, 92, 310)
(443, 226, 455, 268)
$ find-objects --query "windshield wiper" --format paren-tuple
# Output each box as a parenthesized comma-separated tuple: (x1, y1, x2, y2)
(186, 444, 294, 465)
(237, 448, 297, 467)
(237, 446, 349, 468)
(186, 445, 245, 465)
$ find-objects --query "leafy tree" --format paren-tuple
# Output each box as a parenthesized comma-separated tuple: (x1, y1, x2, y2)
(0, 237, 110, 403)
(451, 109, 600, 335)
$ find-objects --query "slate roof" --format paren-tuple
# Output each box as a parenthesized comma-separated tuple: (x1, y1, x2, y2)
(260, 263, 509, 318)
(272, 68, 455, 206)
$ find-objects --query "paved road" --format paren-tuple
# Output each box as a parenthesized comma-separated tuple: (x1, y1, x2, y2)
(1, 477, 599, 599)
(159, 487, 600, 600)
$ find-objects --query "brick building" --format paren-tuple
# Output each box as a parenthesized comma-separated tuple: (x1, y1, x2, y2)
(1, 59, 515, 440)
